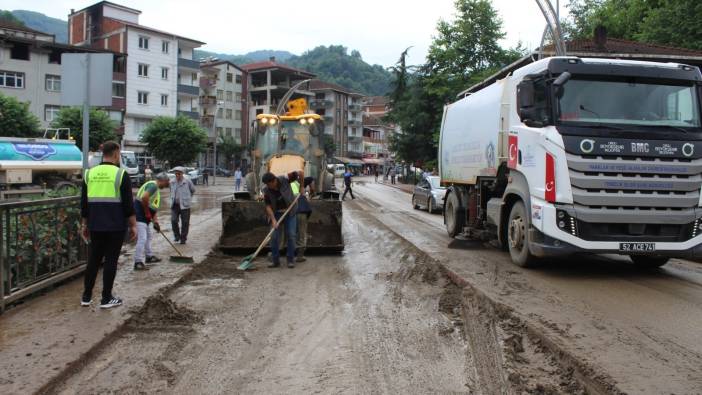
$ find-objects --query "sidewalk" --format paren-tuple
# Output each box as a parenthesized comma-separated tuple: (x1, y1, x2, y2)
(0, 193, 226, 394)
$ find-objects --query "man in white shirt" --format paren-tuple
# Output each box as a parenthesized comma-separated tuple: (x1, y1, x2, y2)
(234, 167, 243, 191)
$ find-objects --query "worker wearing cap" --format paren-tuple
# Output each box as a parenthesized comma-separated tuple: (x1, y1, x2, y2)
(133, 173, 170, 271)
(170, 167, 196, 244)
(81, 141, 136, 309)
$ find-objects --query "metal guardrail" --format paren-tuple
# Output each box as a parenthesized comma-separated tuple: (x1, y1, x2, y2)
(0, 197, 86, 313)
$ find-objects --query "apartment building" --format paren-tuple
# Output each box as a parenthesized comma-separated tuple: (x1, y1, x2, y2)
(68, 1, 204, 153)
(0, 20, 123, 130)
(362, 96, 397, 171)
(308, 80, 363, 161)
(241, 57, 315, 147)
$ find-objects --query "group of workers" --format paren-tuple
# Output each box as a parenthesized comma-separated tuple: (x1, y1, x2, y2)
(80, 141, 194, 309)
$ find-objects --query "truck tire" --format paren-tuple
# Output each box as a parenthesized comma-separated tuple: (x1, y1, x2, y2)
(507, 200, 537, 267)
(630, 256, 669, 269)
(444, 192, 464, 237)
(427, 197, 435, 214)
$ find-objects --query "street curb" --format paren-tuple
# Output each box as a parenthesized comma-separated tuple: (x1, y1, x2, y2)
(377, 181, 413, 194)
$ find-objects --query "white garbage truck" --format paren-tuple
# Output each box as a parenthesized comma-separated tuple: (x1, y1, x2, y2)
(439, 56, 702, 268)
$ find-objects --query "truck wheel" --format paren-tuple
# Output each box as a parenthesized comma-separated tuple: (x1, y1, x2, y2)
(444, 192, 464, 237)
(630, 256, 669, 269)
(507, 200, 537, 267)
(412, 195, 420, 210)
(427, 197, 434, 214)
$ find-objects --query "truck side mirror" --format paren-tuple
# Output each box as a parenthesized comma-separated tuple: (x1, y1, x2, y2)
(517, 80, 536, 122)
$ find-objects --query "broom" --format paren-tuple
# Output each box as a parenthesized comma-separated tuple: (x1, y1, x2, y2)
(157, 229, 194, 263)
(238, 193, 301, 271)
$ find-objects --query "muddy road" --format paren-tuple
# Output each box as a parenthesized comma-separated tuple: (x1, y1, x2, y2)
(47, 198, 585, 394)
(354, 179, 702, 394)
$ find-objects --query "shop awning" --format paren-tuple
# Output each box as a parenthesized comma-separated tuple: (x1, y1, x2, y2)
(362, 158, 383, 165)
(336, 156, 364, 165)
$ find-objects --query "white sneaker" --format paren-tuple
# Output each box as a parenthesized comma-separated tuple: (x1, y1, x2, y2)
(99, 297, 123, 309)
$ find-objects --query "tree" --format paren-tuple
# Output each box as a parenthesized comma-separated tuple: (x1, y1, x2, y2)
(218, 134, 244, 169)
(51, 107, 117, 151)
(323, 135, 337, 156)
(0, 10, 25, 26)
(140, 116, 208, 167)
(0, 93, 41, 138)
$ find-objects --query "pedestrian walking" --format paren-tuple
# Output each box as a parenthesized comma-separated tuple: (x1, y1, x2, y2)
(234, 167, 243, 191)
(374, 168, 379, 183)
(144, 165, 153, 182)
(390, 168, 396, 184)
(262, 172, 298, 268)
(202, 169, 209, 186)
(170, 167, 196, 245)
(80, 141, 136, 309)
(133, 173, 170, 271)
(342, 168, 355, 200)
(294, 174, 315, 262)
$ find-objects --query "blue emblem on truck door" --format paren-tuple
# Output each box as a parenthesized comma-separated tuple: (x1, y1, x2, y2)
(485, 141, 496, 168)
(12, 143, 57, 161)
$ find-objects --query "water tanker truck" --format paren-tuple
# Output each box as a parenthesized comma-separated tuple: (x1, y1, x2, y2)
(219, 94, 343, 252)
(0, 136, 82, 199)
(439, 56, 702, 268)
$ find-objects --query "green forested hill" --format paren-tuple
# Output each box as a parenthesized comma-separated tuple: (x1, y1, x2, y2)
(286, 46, 391, 96)
(9, 10, 68, 42)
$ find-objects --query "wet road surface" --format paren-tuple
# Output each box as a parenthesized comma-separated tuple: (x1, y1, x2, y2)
(354, 179, 702, 394)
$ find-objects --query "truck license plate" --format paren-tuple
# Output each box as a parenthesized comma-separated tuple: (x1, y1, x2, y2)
(619, 242, 656, 252)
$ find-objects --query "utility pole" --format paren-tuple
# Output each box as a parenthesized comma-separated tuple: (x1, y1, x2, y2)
(82, 54, 91, 170)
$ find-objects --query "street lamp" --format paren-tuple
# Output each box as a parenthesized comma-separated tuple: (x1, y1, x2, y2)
(212, 99, 224, 186)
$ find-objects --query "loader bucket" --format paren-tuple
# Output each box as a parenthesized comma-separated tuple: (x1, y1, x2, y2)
(219, 199, 344, 254)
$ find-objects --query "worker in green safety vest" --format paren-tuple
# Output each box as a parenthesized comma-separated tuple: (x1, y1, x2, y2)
(133, 173, 171, 271)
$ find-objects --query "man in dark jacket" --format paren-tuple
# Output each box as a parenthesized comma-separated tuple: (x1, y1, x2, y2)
(81, 141, 137, 309)
(341, 168, 355, 200)
(262, 172, 298, 268)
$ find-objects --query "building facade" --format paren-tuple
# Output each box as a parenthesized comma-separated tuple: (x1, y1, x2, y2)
(361, 96, 397, 171)
(67, 1, 204, 153)
(0, 20, 122, 130)
(308, 80, 363, 161)
(242, 57, 315, 147)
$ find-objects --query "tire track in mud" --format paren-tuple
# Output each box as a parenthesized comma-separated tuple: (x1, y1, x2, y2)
(348, 197, 622, 394)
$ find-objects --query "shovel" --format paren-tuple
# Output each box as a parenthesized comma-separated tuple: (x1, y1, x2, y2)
(238, 194, 301, 271)
(157, 229, 194, 263)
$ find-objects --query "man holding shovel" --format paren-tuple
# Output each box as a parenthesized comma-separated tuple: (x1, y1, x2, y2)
(133, 173, 170, 271)
(262, 172, 298, 268)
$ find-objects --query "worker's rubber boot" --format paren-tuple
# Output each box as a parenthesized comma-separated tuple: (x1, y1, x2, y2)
(268, 258, 280, 268)
(296, 249, 307, 263)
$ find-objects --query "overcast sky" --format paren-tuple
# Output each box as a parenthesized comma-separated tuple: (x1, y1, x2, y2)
(8, 0, 569, 67)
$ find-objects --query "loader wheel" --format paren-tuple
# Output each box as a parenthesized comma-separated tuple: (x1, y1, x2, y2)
(507, 200, 537, 267)
(444, 192, 464, 238)
(630, 256, 669, 269)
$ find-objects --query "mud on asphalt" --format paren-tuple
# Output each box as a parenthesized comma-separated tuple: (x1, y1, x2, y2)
(43, 204, 617, 395)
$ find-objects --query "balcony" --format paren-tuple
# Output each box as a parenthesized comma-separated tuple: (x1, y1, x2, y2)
(178, 84, 199, 96)
(309, 99, 332, 108)
(200, 115, 214, 128)
(178, 57, 200, 70)
(348, 103, 362, 112)
(348, 119, 361, 127)
(349, 135, 364, 143)
(199, 95, 217, 106)
(178, 110, 199, 120)
(199, 76, 217, 89)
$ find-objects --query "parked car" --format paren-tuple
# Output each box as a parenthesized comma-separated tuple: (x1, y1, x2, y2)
(166, 167, 201, 185)
(200, 167, 232, 177)
(412, 176, 446, 214)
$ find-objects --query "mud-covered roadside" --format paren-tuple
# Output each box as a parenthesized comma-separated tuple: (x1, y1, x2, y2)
(45, 202, 611, 395)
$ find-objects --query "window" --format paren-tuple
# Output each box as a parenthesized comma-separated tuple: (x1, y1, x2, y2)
(138, 36, 149, 49)
(225, 91, 233, 102)
(235, 74, 242, 84)
(216, 89, 224, 100)
(226, 73, 233, 82)
(114, 56, 126, 73)
(235, 93, 242, 103)
(352, 127, 357, 136)
(235, 128, 241, 137)
(225, 109, 233, 119)
(216, 108, 223, 118)
(161, 94, 168, 106)
(0, 71, 24, 88)
(44, 105, 60, 122)
(225, 127, 233, 136)
(192, 73, 197, 82)
(315, 93, 325, 100)
(235, 110, 242, 120)
(138, 63, 149, 77)
(138, 91, 149, 105)
(216, 127, 223, 135)
(112, 82, 125, 98)
(45, 75, 61, 92)
(10, 43, 29, 60)
(48, 50, 61, 64)
(162, 41, 169, 53)
(161, 67, 169, 80)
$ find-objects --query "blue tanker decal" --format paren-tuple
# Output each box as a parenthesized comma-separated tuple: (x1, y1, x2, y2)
(12, 143, 57, 161)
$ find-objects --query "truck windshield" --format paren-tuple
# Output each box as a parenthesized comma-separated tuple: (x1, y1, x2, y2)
(121, 152, 138, 168)
(557, 78, 701, 128)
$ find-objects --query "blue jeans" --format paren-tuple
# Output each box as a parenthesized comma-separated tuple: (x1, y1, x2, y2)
(270, 211, 297, 263)
(235, 178, 241, 191)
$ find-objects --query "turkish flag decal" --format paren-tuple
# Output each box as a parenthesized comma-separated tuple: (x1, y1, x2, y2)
(508, 134, 518, 168)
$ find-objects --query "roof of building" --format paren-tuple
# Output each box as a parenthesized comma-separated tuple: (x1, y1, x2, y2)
(543, 37, 702, 57)
(362, 96, 389, 107)
(363, 114, 395, 127)
(123, 22, 205, 45)
(200, 60, 246, 73)
(241, 59, 315, 77)
(309, 79, 360, 96)
(0, 19, 55, 37)
(70, 1, 142, 16)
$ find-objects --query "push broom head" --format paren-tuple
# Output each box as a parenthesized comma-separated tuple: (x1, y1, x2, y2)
(170, 255, 194, 264)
